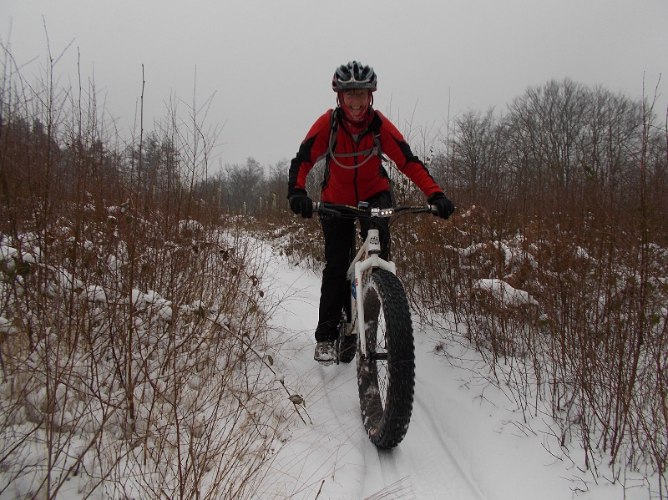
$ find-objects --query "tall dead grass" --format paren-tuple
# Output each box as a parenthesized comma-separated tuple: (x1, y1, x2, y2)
(399, 201, 667, 496)
(0, 42, 294, 498)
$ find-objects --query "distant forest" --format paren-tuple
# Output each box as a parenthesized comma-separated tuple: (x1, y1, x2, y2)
(3, 69, 666, 244)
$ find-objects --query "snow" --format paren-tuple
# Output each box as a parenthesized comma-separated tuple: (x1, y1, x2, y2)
(473, 278, 538, 307)
(0, 234, 661, 499)
(258, 241, 656, 500)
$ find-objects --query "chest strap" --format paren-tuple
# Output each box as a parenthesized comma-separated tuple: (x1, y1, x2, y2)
(327, 108, 383, 170)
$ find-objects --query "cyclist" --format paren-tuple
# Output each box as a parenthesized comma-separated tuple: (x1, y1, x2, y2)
(287, 61, 454, 364)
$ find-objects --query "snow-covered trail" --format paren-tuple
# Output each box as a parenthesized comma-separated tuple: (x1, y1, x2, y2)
(258, 243, 636, 500)
(261, 255, 487, 500)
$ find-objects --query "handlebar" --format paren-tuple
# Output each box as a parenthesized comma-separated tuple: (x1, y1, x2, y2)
(313, 202, 437, 220)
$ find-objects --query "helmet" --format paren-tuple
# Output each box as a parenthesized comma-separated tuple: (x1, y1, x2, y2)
(332, 61, 377, 92)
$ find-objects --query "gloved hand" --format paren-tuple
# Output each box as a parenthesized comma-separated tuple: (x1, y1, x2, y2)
(427, 192, 454, 219)
(289, 190, 313, 218)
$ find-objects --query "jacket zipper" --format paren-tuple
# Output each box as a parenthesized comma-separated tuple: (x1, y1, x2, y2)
(352, 133, 363, 204)
(340, 123, 372, 205)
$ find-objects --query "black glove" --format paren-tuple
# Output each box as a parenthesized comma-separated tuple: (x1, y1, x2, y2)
(288, 190, 313, 218)
(427, 192, 454, 219)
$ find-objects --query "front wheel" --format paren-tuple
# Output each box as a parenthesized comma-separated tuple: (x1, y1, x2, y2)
(357, 269, 415, 449)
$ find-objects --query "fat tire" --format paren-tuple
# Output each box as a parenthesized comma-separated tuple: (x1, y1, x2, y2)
(357, 269, 415, 449)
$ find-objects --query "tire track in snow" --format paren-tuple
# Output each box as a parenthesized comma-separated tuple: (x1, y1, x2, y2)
(351, 338, 488, 500)
(411, 390, 487, 500)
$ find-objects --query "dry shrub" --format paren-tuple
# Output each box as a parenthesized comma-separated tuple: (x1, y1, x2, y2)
(400, 206, 667, 496)
(0, 42, 294, 499)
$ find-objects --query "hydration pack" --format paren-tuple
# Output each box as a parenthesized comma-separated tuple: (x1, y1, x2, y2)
(326, 108, 386, 170)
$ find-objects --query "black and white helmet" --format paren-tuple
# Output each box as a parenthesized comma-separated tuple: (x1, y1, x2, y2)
(332, 61, 377, 92)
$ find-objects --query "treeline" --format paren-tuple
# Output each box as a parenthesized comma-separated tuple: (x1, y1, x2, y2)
(3, 71, 666, 240)
(435, 79, 667, 236)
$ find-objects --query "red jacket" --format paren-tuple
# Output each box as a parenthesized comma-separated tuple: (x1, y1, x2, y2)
(288, 108, 442, 205)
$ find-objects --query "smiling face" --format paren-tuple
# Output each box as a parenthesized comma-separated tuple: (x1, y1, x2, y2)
(341, 89, 371, 122)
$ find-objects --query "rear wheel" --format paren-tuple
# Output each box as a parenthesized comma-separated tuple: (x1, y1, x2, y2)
(356, 269, 415, 449)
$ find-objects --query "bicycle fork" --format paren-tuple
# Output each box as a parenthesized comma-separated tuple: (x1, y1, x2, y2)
(349, 228, 396, 359)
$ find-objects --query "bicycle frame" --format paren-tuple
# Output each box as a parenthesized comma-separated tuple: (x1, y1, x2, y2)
(312, 201, 439, 448)
(314, 203, 434, 360)
(348, 226, 394, 359)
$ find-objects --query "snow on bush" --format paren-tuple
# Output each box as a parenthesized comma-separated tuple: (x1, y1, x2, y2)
(0, 217, 294, 499)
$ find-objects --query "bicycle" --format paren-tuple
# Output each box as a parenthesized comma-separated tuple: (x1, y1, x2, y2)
(313, 201, 436, 449)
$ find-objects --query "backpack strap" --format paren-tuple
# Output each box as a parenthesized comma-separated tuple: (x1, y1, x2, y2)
(327, 108, 385, 170)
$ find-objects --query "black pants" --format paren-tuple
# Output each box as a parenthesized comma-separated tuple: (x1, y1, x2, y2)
(315, 191, 392, 342)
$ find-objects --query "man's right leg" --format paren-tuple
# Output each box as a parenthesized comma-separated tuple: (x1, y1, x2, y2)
(315, 216, 355, 361)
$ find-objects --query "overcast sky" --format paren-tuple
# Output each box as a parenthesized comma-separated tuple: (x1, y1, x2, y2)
(3, 0, 667, 170)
